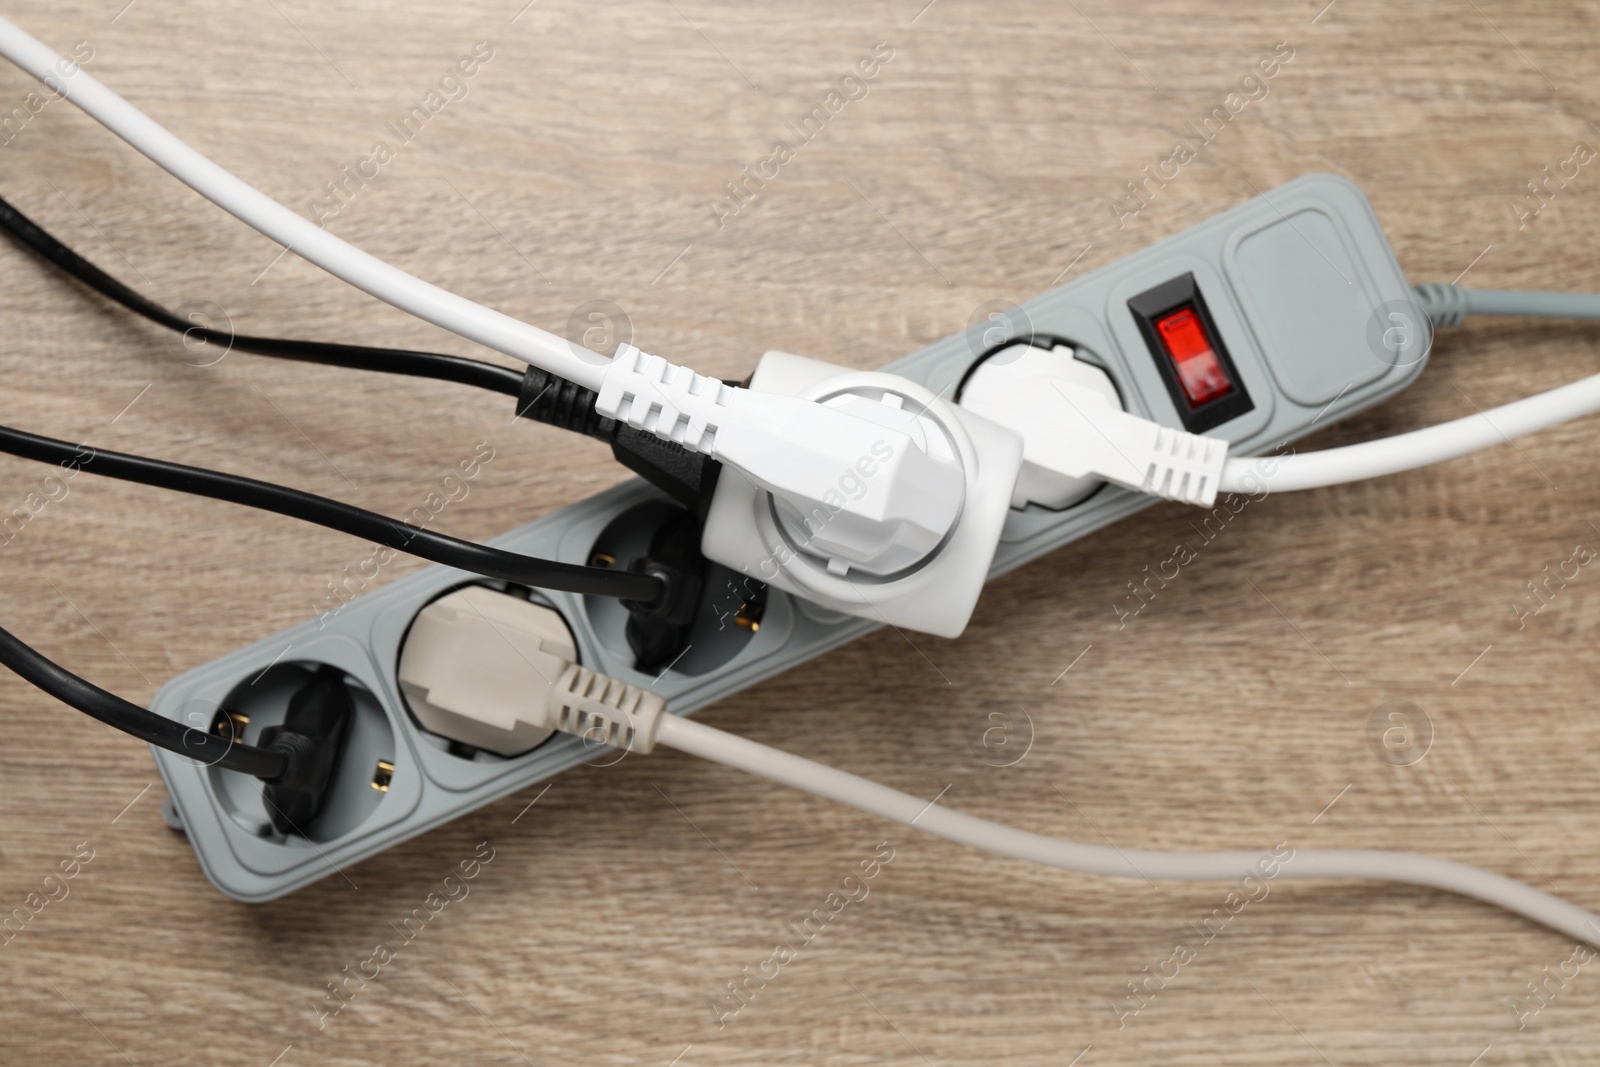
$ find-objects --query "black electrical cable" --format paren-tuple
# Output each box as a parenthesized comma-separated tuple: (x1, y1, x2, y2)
(0, 424, 666, 602)
(0, 191, 723, 506)
(0, 193, 524, 397)
(0, 623, 287, 778)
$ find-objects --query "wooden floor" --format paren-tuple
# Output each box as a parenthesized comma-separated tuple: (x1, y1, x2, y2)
(2, 0, 1600, 1063)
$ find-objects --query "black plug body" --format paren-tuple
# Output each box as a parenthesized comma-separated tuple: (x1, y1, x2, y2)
(516, 366, 720, 515)
(622, 512, 707, 672)
(259, 668, 355, 835)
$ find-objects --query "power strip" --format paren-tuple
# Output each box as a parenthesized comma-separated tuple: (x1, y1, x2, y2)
(150, 173, 1429, 901)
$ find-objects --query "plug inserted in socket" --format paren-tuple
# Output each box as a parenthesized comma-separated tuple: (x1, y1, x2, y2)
(584, 500, 766, 677)
(202, 661, 395, 845)
(701, 351, 1023, 639)
(398, 585, 578, 757)
(959, 341, 1122, 511)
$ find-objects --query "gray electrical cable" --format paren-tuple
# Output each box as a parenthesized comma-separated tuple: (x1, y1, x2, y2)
(1466, 289, 1600, 321)
(656, 715, 1600, 947)
(1415, 283, 1600, 329)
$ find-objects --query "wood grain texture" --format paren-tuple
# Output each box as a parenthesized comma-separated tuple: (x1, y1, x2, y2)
(1, 0, 1599, 1063)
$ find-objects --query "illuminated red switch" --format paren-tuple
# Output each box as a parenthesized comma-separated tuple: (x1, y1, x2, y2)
(1154, 306, 1233, 405)
(1128, 273, 1252, 433)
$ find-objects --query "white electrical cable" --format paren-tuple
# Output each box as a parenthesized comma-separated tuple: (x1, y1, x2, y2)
(0, 15, 608, 391)
(1217, 371, 1600, 495)
(655, 715, 1600, 946)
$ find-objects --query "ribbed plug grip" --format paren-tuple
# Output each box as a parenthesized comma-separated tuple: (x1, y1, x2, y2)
(1142, 427, 1226, 506)
(551, 664, 667, 753)
(1412, 283, 1468, 329)
(518, 366, 611, 437)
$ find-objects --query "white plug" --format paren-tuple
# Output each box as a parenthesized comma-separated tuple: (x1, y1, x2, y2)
(959, 342, 1123, 510)
(700, 352, 1024, 638)
(960, 342, 1227, 508)
(596, 344, 968, 577)
(398, 587, 666, 757)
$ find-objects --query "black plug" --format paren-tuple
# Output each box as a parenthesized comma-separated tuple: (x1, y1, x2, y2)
(516, 366, 720, 515)
(621, 512, 708, 673)
(259, 667, 355, 835)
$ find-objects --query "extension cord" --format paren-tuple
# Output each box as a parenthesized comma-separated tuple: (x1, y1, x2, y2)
(149, 173, 1427, 900)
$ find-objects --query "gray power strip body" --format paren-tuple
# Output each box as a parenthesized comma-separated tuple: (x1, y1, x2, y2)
(150, 173, 1429, 901)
